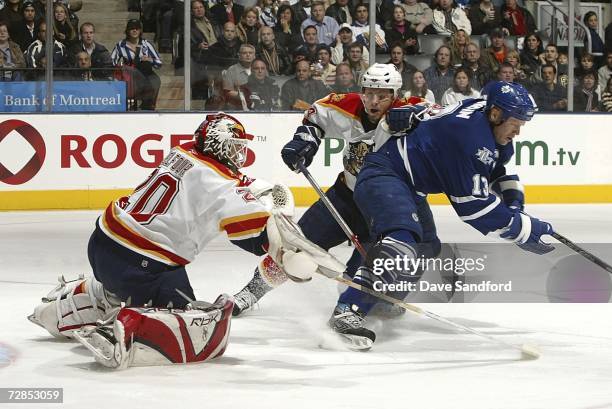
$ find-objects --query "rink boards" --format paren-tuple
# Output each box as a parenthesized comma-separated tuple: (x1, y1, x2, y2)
(0, 112, 611, 210)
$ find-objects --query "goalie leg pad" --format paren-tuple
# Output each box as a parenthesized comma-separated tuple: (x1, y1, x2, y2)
(74, 294, 234, 369)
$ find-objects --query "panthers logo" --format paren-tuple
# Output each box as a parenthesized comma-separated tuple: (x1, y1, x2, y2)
(330, 93, 347, 103)
(343, 141, 374, 176)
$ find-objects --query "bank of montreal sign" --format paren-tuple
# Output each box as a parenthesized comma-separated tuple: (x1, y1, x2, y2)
(0, 119, 46, 185)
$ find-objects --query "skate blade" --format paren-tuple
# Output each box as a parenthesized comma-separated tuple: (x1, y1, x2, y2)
(338, 333, 374, 351)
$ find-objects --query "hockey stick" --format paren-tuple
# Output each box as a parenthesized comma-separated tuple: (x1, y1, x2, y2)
(296, 163, 539, 359)
(552, 232, 612, 275)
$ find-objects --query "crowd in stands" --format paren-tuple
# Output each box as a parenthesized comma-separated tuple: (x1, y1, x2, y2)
(0, 0, 612, 112)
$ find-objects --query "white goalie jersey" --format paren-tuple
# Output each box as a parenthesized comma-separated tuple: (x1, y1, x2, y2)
(98, 142, 270, 265)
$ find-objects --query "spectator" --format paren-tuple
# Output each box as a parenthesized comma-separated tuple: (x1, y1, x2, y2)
(583, 11, 604, 66)
(210, 0, 244, 29)
(519, 32, 543, 84)
(241, 58, 280, 111)
(237, 7, 260, 46)
(0, 0, 23, 29)
(387, 43, 416, 91)
(53, 3, 76, 47)
(346, 41, 368, 80)
(351, 3, 387, 53)
(462, 41, 491, 90)
(274, 4, 301, 53)
(532, 64, 567, 112)
(468, 0, 501, 36)
(480, 27, 508, 74)
(291, 0, 312, 26)
(293, 25, 320, 63)
(575, 52, 595, 80)
(500, 0, 536, 38)
(68, 22, 112, 80)
(598, 52, 612, 94)
(0, 21, 25, 81)
(424, 45, 455, 103)
(573, 71, 599, 112)
(403, 69, 435, 102)
(32, 0, 47, 23)
(311, 44, 336, 86)
(257, 0, 277, 28)
(10, 1, 37, 52)
(400, 0, 432, 34)
(300, 1, 339, 46)
(25, 21, 67, 71)
(440, 67, 480, 105)
(223, 43, 256, 109)
(496, 61, 514, 82)
(326, 0, 352, 26)
(432, 0, 471, 36)
(448, 28, 469, 66)
(384, 6, 418, 55)
(536, 44, 568, 87)
(606, 22, 612, 54)
(331, 23, 369, 65)
(599, 77, 612, 112)
(332, 61, 360, 93)
(208, 22, 242, 69)
(504, 49, 526, 84)
(280, 59, 328, 110)
(73, 51, 93, 80)
(256, 26, 290, 76)
(111, 19, 162, 111)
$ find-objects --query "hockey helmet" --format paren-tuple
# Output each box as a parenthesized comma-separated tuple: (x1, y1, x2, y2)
(195, 113, 253, 170)
(484, 81, 536, 121)
(359, 63, 402, 97)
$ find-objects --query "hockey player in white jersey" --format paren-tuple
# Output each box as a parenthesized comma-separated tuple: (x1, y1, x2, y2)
(28, 112, 344, 368)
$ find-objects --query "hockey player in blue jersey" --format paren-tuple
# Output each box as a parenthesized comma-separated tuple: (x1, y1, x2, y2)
(329, 81, 555, 350)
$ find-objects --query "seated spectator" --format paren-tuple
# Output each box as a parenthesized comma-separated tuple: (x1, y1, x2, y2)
(222, 43, 256, 109)
(293, 25, 320, 63)
(111, 19, 162, 111)
(274, 4, 302, 53)
(519, 32, 543, 85)
(73, 51, 93, 80)
(10, 1, 37, 53)
(346, 41, 368, 81)
(400, 0, 433, 34)
(403, 69, 435, 102)
(500, 0, 536, 37)
(387, 43, 416, 91)
(237, 7, 260, 46)
(424, 45, 455, 103)
(280, 59, 329, 110)
(536, 44, 568, 87)
(532, 64, 567, 112)
(575, 52, 595, 80)
(384, 6, 418, 55)
(468, 0, 501, 36)
(25, 21, 67, 73)
(583, 11, 605, 66)
(326, 0, 352, 26)
(440, 67, 480, 105)
(504, 50, 526, 84)
(480, 28, 509, 74)
(0, 0, 23, 29)
(291, 0, 312, 27)
(331, 23, 369, 65)
(496, 62, 514, 82)
(599, 77, 612, 112)
(241, 58, 280, 111)
(311, 44, 336, 86)
(257, 0, 278, 28)
(432, 0, 471, 36)
(351, 3, 387, 53)
(0, 21, 25, 81)
(332, 61, 360, 93)
(208, 22, 242, 69)
(300, 1, 339, 46)
(598, 51, 612, 93)
(210, 0, 244, 29)
(256, 26, 291, 76)
(462, 41, 492, 90)
(68, 22, 112, 80)
(448, 28, 469, 66)
(53, 3, 76, 48)
(573, 71, 599, 112)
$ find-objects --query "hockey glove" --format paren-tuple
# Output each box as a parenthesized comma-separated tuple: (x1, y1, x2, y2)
(491, 175, 525, 211)
(500, 212, 555, 255)
(385, 104, 428, 134)
(281, 124, 322, 171)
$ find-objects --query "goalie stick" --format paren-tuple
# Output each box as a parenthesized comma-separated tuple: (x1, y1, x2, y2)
(296, 161, 540, 359)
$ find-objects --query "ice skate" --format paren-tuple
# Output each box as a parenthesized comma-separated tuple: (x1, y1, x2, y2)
(328, 303, 376, 351)
(232, 287, 260, 317)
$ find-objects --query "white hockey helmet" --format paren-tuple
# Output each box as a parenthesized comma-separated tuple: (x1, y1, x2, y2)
(359, 63, 403, 97)
(195, 112, 253, 170)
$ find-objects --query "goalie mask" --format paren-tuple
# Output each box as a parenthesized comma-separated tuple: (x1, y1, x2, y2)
(195, 113, 254, 170)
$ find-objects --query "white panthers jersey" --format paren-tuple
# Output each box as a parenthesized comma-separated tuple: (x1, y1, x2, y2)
(98, 142, 269, 266)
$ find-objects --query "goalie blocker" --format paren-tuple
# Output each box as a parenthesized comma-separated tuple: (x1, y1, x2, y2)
(73, 294, 234, 369)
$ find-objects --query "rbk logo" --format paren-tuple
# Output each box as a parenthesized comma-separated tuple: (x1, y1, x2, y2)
(0, 120, 46, 185)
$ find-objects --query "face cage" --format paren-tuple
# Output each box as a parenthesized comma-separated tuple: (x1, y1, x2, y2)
(225, 138, 249, 170)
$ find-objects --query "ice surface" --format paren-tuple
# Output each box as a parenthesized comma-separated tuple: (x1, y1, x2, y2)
(1, 205, 612, 409)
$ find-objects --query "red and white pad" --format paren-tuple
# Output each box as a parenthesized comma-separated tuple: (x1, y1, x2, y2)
(73, 294, 234, 370)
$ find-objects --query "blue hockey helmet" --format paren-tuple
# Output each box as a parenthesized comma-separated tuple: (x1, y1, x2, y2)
(484, 81, 536, 121)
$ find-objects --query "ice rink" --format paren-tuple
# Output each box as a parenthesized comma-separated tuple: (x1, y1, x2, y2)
(1, 204, 612, 409)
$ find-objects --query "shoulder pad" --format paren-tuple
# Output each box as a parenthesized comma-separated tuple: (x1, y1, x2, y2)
(310, 92, 363, 119)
